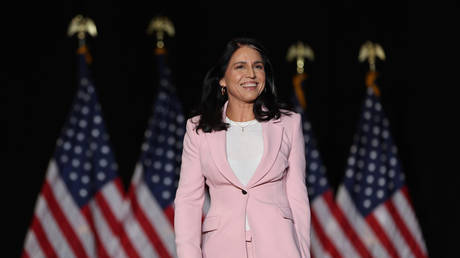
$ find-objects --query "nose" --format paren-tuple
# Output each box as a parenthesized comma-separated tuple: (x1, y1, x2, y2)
(247, 66, 256, 78)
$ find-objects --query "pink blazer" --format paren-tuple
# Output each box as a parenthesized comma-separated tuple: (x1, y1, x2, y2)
(174, 101, 311, 258)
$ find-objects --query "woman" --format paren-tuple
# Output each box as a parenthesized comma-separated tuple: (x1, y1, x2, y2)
(174, 38, 311, 258)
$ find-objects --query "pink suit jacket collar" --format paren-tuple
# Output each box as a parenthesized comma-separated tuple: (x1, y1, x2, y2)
(204, 101, 284, 189)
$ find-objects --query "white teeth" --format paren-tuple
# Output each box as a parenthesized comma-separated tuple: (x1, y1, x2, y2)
(242, 83, 257, 87)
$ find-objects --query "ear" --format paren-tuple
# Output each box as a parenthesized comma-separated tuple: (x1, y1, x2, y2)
(219, 78, 226, 87)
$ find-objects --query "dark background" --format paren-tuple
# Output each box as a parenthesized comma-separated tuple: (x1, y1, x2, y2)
(7, 0, 459, 257)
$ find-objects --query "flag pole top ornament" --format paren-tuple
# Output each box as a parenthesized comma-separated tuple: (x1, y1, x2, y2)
(146, 16, 175, 49)
(67, 15, 97, 47)
(358, 40, 385, 71)
(286, 41, 312, 109)
(359, 41, 385, 96)
(286, 41, 314, 74)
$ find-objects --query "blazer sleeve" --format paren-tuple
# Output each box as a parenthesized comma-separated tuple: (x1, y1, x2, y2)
(174, 118, 205, 258)
(286, 113, 311, 258)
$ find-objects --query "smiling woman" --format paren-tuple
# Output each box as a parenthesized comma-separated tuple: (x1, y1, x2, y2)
(220, 46, 266, 120)
(191, 37, 293, 133)
(174, 38, 311, 258)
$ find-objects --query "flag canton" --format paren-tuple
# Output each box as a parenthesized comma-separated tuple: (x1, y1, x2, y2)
(302, 115, 330, 200)
(54, 54, 118, 208)
(291, 96, 329, 201)
(141, 54, 185, 209)
(343, 88, 405, 216)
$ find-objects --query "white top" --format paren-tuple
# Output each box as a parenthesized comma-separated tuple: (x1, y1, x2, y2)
(225, 116, 263, 230)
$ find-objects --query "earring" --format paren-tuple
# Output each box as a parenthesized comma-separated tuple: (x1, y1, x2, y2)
(221, 87, 226, 96)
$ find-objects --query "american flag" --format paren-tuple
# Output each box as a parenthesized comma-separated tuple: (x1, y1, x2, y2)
(22, 46, 136, 257)
(292, 75, 370, 258)
(121, 50, 185, 257)
(336, 86, 428, 258)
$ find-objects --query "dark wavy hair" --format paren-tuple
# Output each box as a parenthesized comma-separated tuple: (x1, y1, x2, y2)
(191, 37, 293, 133)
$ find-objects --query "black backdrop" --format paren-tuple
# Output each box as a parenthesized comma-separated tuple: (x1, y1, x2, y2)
(8, 0, 458, 257)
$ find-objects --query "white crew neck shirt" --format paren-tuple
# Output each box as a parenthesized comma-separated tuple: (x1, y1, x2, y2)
(225, 116, 264, 230)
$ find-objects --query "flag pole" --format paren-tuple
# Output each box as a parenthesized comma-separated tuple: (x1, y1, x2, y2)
(67, 14, 98, 63)
(358, 40, 386, 97)
(146, 15, 176, 93)
(286, 41, 314, 109)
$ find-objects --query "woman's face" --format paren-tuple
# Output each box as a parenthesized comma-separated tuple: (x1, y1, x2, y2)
(219, 46, 266, 104)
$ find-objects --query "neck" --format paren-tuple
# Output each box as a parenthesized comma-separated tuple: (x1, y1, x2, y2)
(225, 100, 255, 122)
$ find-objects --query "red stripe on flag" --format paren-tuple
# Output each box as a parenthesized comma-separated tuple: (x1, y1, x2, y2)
(164, 205, 174, 226)
(366, 213, 400, 258)
(30, 215, 57, 257)
(81, 205, 110, 258)
(94, 188, 140, 258)
(385, 199, 427, 258)
(323, 191, 371, 258)
(21, 250, 30, 258)
(129, 189, 172, 258)
(311, 209, 342, 258)
(114, 178, 127, 200)
(114, 178, 144, 258)
(43, 182, 88, 258)
(401, 186, 415, 210)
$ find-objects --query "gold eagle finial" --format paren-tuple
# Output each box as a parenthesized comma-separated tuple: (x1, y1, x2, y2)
(146, 16, 175, 49)
(358, 40, 385, 71)
(286, 41, 314, 74)
(67, 15, 97, 40)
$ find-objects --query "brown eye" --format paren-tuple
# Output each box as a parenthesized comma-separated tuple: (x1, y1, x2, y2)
(256, 64, 264, 70)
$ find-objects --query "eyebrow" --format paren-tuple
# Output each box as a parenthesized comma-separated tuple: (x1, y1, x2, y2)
(232, 61, 264, 66)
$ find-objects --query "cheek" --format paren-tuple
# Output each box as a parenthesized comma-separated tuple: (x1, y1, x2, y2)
(228, 72, 243, 85)
(258, 71, 266, 84)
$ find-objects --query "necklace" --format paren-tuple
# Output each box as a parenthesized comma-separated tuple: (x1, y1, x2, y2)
(226, 116, 258, 132)
(235, 123, 253, 132)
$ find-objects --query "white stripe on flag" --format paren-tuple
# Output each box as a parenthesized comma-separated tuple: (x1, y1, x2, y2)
(374, 204, 414, 258)
(124, 165, 158, 257)
(47, 160, 95, 257)
(123, 204, 159, 258)
(36, 196, 76, 258)
(137, 176, 176, 256)
(131, 163, 143, 186)
(336, 186, 389, 258)
(310, 226, 328, 258)
(24, 230, 45, 258)
(392, 191, 428, 254)
(101, 182, 139, 257)
(102, 181, 127, 221)
(90, 199, 127, 258)
(312, 197, 359, 258)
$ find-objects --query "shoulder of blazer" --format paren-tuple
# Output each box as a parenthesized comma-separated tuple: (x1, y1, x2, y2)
(276, 111, 302, 147)
(187, 115, 201, 127)
(185, 115, 204, 137)
(278, 110, 301, 128)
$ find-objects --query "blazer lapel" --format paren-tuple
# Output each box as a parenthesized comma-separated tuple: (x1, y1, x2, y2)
(206, 128, 245, 189)
(246, 120, 283, 188)
(205, 101, 243, 188)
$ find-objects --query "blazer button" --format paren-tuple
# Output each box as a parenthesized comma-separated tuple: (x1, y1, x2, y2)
(242, 190, 247, 195)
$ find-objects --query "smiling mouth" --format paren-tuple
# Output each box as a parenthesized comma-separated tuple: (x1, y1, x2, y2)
(241, 82, 258, 88)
